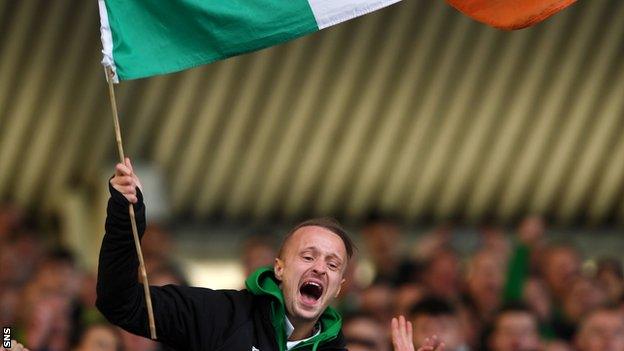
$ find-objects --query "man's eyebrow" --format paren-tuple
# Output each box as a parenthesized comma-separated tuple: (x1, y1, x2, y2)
(300, 247, 344, 263)
(325, 253, 344, 264)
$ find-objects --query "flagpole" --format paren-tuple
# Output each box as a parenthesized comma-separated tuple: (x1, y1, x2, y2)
(105, 66, 157, 340)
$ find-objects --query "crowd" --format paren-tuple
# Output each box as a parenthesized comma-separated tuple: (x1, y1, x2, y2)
(1, 201, 623, 351)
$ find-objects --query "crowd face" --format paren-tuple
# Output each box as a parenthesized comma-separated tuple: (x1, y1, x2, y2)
(563, 277, 607, 322)
(412, 314, 463, 351)
(542, 247, 581, 300)
(23, 294, 71, 351)
(423, 251, 461, 300)
(243, 243, 275, 277)
(575, 310, 624, 351)
(489, 311, 541, 351)
(360, 284, 394, 323)
(274, 226, 347, 324)
(518, 217, 545, 243)
(35, 260, 80, 297)
(74, 325, 120, 351)
(522, 278, 552, 322)
(467, 251, 504, 314)
(343, 316, 390, 351)
(597, 261, 624, 303)
(362, 222, 401, 271)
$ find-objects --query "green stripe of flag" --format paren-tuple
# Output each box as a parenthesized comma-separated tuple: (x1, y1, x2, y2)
(99, 0, 401, 81)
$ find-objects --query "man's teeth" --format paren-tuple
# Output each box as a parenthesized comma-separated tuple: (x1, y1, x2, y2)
(301, 281, 323, 300)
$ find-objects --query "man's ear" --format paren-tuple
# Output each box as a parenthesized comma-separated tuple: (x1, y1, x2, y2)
(274, 257, 284, 281)
(335, 278, 346, 298)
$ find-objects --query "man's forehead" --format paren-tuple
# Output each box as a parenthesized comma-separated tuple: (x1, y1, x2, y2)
(286, 226, 347, 256)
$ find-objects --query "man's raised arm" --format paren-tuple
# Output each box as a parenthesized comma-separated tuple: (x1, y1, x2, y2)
(95, 158, 203, 349)
(96, 158, 150, 335)
(95, 158, 250, 351)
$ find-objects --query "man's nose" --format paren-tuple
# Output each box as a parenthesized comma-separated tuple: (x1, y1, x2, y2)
(311, 260, 327, 274)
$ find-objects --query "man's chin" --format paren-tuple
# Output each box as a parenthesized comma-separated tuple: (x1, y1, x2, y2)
(293, 302, 324, 321)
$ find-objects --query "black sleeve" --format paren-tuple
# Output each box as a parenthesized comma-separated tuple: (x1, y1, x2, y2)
(95, 183, 253, 350)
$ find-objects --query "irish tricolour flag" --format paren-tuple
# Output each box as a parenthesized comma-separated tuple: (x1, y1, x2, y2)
(99, 0, 401, 82)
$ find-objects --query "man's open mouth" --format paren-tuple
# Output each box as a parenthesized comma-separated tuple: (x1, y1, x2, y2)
(299, 281, 324, 304)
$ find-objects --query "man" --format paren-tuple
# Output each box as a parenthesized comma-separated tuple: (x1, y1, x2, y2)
(574, 307, 624, 351)
(97, 158, 352, 350)
(99, 158, 447, 351)
(487, 303, 541, 351)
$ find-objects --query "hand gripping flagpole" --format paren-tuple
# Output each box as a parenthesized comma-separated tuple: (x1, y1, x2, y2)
(105, 66, 157, 340)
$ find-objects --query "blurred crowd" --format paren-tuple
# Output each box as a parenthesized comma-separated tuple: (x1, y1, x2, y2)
(337, 217, 624, 351)
(1, 201, 623, 351)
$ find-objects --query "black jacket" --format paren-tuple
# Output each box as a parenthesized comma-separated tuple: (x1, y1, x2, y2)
(96, 185, 347, 351)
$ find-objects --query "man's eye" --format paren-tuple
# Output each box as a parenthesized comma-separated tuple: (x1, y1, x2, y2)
(303, 256, 313, 261)
(328, 263, 339, 270)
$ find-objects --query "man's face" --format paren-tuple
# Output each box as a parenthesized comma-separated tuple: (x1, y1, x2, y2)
(274, 226, 347, 323)
(575, 310, 624, 351)
(489, 312, 540, 351)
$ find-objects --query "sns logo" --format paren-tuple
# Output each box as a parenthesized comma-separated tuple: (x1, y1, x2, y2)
(3, 327, 10, 348)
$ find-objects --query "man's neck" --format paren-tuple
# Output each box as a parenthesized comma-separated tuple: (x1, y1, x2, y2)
(286, 315, 318, 341)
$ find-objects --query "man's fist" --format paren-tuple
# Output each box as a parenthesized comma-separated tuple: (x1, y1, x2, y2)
(110, 157, 143, 204)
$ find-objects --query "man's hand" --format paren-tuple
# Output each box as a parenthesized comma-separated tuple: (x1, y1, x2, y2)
(110, 157, 143, 204)
(391, 315, 445, 351)
(1, 340, 30, 351)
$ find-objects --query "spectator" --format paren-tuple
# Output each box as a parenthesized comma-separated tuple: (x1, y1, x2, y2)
(540, 245, 581, 303)
(478, 223, 510, 264)
(360, 282, 395, 324)
(72, 324, 123, 351)
(487, 303, 541, 351)
(394, 283, 426, 317)
(142, 224, 175, 276)
(463, 250, 507, 348)
(342, 312, 390, 351)
(240, 233, 277, 278)
(465, 249, 505, 323)
(420, 248, 461, 301)
(409, 296, 467, 351)
(555, 276, 608, 340)
(596, 258, 624, 304)
(522, 277, 555, 338)
(362, 216, 417, 286)
(574, 307, 624, 351)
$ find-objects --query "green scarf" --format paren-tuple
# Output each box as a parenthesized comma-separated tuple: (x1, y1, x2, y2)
(245, 267, 343, 351)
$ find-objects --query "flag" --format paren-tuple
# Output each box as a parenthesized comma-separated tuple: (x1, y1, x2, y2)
(99, 0, 401, 82)
(445, 0, 576, 30)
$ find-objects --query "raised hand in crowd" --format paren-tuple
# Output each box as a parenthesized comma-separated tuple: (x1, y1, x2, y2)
(1, 340, 30, 351)
(110, 157, 143, 204)
(392, 315, 445, 351)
